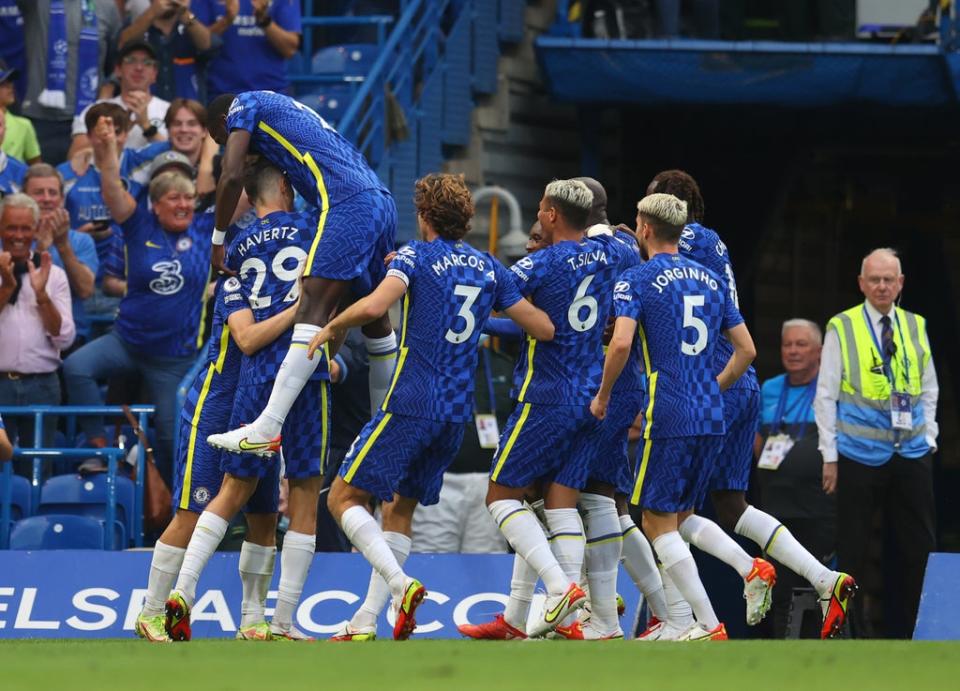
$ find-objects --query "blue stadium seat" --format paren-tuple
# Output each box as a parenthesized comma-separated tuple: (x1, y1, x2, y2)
(9, 473, 30, 521)
(38, 473, 133, 546)
(10, 514, 107, 550)
(311, 43, 379, 77)
(297, 84, 357, 126)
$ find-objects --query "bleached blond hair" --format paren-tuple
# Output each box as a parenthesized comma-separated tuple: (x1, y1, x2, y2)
(544, 179, 593, 211)
(637, 193, 687, 227)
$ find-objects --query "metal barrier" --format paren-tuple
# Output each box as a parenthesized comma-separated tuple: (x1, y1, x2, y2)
(0, 405, 155, 549)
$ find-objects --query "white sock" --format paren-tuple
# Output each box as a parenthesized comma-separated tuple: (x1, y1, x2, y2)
(679, 513, 754, 579)
(544, 508, 585, 585)
(365, 333, 398, 415)
(272, 531, 316, 631)
(142, 541, 186, 616)
(255, 324, 322, 438)
(175, 512, 229, 606)
(660, 564, 694, 628)
(340, 505, 407, 596)
(735, 505, 834, 595)
(488, 500, 568, 595)
(581, 494, 622, 633)
(503, 552, 538, 630)
(239, 541, 276, 627)
(653, 531, 719, 630)
(619, 515, 667, 621)
(351, 531, 411, 631)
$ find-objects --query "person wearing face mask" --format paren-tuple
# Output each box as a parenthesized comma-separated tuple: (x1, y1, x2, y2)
(814, 248, 938, 639)
(0, 193, 75, 451)
(62, 114, 212, 486)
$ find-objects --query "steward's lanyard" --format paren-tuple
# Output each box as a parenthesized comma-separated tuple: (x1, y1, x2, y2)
(772, 378, 817, 438)
(862, 306, 910, 388)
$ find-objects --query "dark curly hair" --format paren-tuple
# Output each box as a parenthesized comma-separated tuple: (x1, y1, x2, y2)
(647, 169, 705, 224)
(414, 173, 474, 240)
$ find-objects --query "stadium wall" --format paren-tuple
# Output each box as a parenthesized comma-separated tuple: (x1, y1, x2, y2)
(0, 552, 641, 640)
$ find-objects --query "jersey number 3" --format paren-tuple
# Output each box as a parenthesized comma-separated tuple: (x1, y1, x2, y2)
(445, 284, 482, 344)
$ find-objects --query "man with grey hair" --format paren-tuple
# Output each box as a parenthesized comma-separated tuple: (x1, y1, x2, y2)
(0, 193, 75, 449)
(814, 247, 937, 638)
(484, 178, 624, 638)
(755, 317, 838, 637)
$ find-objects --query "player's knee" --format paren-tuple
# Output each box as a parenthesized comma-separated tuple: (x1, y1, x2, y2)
(711, 490, 748, 531)
(244, 513, 278, 546)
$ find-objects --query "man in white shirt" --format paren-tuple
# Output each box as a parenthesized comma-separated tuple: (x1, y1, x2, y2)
(68, 40, 169, 157)
(814, 247, 937, 638)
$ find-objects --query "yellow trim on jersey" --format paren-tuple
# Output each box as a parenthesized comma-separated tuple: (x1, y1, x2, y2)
(195, 268, 213, 350)
(319, 378, 330, 475)
(637, 323, 652, 376)
(343, 412, 392, 483)
(380, 292, 410, 411)
(491, 402, 532, 482)
(631, 437, 654, 506)
(631, 370, 658, 506)
(256, 121, 332, 278)
(180, 324, 231, 509)
(517, 338, 536, 402)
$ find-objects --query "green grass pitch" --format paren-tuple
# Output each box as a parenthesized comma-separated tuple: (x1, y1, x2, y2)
(1, 640, 958, 691)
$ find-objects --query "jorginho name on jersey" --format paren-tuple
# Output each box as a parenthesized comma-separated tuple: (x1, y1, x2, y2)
(614, 252, 744, 439)
(225, 208, 322, 384)
(509, 235, 620, 406)
(380, 238, 523, 423)
(225, 90, 385, 211)
(679, 222, 758, 392)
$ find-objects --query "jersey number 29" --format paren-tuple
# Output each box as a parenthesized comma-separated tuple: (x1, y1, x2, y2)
(240, 246, 307, 309)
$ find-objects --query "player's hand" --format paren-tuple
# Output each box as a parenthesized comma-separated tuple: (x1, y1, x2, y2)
(210, 244, 236, 277)
(383, 250, 397, 267)
(589, 395, 607, 421)
(822, 462, 837, 495)
(0, 251, 15, 286)
(307, 327, 336, 360)
(614, 223, 636, 237)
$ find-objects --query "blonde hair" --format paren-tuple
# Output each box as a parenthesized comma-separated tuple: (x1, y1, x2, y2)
(637, 193, 687, 227)
(149, 171, 196, 203)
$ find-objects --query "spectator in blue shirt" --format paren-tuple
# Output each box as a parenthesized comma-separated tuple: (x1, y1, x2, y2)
(118, 0, 216, 103)
(63, 114, 213, 484)
(22, 164, 99, 345)
(205, 0, 301, 98)
(0, 110, 27, 195)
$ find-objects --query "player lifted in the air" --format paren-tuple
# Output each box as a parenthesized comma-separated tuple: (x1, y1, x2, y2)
(485, 179, 620, 638)
(591, 193, 756, 641)
(650, 169, 856, 638)
(204, 90, 398, 457)
(307, 174, 554, 641)
(165, 162, 330, 642)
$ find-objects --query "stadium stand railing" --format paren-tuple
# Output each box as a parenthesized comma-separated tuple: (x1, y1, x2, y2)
(295, 0, 526, 241)
(0, 405, 155, 550)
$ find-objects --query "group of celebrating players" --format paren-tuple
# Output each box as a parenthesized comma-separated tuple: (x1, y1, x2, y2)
(128, 89, 857, 644)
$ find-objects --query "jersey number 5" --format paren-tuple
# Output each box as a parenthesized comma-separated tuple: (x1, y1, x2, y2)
(445, 284, 482, 344)
(681, 295, 709, 355)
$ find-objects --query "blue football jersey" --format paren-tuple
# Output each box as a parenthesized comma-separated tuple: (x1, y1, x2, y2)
(225, 90, 385, 211)
(180, 278, 244, 425)
(613, 252, 743, 438)
(605, 229, 644, 394)
(509, 235, 621, 406)
(60, 154, 143, 229)
(113, 205, 214, 357)
(0, 152, 26, 194)
(225, 208, 321, 385)
(382, 238, 523, 423)
(679, 222, 759, 392)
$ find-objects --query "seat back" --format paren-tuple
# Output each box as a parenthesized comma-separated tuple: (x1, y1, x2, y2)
(10, 514, 105, 550)
(38, 473, 134, 544)
(311, 43, 379, 76)
(9, 474, 31, 521)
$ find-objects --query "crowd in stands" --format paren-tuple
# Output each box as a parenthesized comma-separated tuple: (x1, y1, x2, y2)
(0, 0, 303, 481)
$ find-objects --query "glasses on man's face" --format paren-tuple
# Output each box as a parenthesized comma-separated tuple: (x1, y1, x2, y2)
(122, 56, 157, 68)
